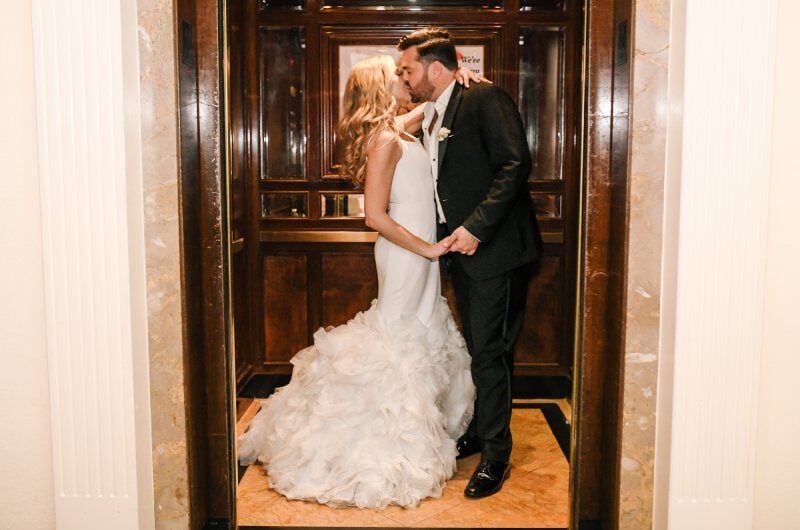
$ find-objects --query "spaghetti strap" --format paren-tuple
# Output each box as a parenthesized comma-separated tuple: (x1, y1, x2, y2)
(371, 132, 402, 152)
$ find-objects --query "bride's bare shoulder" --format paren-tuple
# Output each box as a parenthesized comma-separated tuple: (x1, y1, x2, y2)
(368, 130, 402, 158)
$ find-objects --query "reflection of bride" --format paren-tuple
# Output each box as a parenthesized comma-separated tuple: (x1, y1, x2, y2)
(237, 56, 477, 509)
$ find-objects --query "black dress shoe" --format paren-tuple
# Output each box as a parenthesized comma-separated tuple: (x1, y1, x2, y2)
(455, 435, 481, 460)
(464, 458, 510, 498)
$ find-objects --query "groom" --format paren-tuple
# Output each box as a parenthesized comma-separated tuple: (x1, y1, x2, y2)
(398, 28, 543, 499)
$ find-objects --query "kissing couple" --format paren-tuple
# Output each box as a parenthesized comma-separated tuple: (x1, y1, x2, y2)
(238, 26, 543, 508)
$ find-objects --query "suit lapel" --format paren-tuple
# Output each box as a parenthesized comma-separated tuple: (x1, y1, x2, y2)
(437, 83, 463, 174)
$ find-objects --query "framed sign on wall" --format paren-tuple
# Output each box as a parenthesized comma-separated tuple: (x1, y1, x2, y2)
(321, 26, 500, 178)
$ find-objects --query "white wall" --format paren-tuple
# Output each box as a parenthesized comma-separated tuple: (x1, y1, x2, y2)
(0, 1, 56, 528)
(753, 0, 800, 527)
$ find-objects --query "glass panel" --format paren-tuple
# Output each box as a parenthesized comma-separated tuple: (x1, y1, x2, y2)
(259, 0, 304, 10)
(260, 28, 306, 180)
(531, 193, 562, 219)
(323, 0, 502, 8)
(520, 0, 564, 11)
(320, 193, 365, 218)
(261, 193, 309, 218)
(519, 27, 564, 180)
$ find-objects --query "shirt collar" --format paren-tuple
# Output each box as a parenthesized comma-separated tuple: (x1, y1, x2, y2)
(434, 80, 457, 115)
(424, 79, 457, 120)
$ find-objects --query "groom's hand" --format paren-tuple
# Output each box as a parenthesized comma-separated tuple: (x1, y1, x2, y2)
(450, 226, 480, 256)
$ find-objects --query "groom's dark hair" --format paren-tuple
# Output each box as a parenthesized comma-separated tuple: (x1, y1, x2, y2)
(397, 27, 458, 71)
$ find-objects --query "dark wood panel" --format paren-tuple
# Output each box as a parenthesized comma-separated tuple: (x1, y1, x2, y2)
(263, 255, 309, 363)
(321, 252, 378, 328)
(441, 255, 567, 376)
(177, 1, 208, 527)
(230, 1, 252, 385)
(233, 245, 252, 384)
(574, 0, 630, 526)
(195, 0, 233, 520)
(229, 2, 247, 241)
(516, 255, 564, 368)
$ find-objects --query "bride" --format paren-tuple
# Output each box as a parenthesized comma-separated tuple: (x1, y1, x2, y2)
(237, 55, 478, 509)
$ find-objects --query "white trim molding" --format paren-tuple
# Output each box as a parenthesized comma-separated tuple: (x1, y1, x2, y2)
(31, 0, 155, 528)
(660, 0, 779, 528)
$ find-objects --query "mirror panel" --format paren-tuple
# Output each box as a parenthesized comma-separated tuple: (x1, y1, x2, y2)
(259, 28, 307, 180)
(320, 193, 366, 218)
(519, 26, 565, 181)
(261, 192, 309, 218)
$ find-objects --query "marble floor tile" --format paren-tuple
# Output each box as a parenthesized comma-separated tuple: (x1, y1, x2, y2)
(236, 408, 569, 528)
(380, 456, 482, 526)
(411, 489, 562, 528)
(557, 399, 572, 423)
(238, 465, 400, 527)
(512, 398, 572, 424)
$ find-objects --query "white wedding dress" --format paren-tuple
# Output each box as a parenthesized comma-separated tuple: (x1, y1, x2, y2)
(237, 134, 475, 509)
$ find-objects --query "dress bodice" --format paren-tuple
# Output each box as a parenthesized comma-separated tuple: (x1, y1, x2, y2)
(386, 135, 435, 243)
(389, 135, 433, 205)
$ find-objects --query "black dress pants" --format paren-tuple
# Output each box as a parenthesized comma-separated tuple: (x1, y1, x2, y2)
(450, 259, 531, 463)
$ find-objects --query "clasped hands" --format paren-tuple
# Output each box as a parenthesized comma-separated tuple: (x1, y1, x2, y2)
(429, 226, 479, 260)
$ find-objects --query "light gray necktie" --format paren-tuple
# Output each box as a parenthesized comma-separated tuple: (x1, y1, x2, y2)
(427, 109, 438, 136)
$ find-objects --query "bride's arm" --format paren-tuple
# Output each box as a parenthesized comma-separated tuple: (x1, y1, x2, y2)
(364, 131, 452, 260)
(394, 104, 425, 135)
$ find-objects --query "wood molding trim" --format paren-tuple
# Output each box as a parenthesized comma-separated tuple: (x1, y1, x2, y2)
(572, 0, 630, 526)
(259, 230, 565, 244)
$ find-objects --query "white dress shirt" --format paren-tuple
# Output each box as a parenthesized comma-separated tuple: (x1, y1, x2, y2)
(421, 80, 457, 224)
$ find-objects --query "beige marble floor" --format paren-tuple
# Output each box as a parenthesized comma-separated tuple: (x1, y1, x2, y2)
(236, 402, 570, 528)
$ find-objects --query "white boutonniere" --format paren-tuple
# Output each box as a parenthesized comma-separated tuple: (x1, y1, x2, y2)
(437, 127, 451, 142)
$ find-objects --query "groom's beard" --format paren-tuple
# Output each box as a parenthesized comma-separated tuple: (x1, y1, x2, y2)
(407, 74, 435, 104)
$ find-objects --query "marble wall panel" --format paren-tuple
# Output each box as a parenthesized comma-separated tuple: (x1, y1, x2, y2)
(620, 0, 672, 528)
(137, 0, 191, 528)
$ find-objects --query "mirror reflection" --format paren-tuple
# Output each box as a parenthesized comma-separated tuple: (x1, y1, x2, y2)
(519, 26, 565, 181)
(261, 193, 308, 218)
(532, 193, 563, 219)
(519, 0, 565, 11)
(320, 193, 366, 218)
(259, 0, 304, 10)
(260, 28, 306, 180)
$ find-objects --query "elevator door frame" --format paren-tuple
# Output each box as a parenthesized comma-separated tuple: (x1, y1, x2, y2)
(176, 0, 631, 528)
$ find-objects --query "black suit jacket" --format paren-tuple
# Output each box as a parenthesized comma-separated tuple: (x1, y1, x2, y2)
(436, 82, 543, 280)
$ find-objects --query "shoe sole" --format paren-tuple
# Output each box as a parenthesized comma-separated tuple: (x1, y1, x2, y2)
(463, 468, 511, 499)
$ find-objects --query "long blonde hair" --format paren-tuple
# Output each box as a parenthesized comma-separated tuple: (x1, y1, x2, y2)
(338, 55, 401, 187)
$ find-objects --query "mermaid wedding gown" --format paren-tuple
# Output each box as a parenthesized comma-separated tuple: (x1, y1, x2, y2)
(237, 134, 475, 509)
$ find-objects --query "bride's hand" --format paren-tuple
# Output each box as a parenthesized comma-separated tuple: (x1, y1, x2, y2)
(426, 234, 456, 260)
(455, 67, 491, 88)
